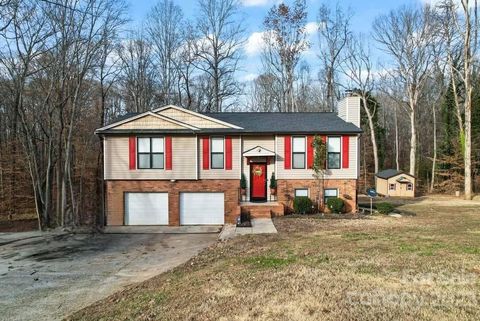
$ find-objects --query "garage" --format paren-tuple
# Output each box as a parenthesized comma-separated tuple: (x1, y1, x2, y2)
(125, 192, 169, 225)
(180, 192, 224, 225)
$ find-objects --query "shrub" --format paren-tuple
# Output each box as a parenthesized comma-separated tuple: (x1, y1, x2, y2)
(293, 196, 313, 214)
(376, 202, 395, 214)
(240, 173, 247, 189)
(269, 172, 277, 189)
(326, 197, 344, 213)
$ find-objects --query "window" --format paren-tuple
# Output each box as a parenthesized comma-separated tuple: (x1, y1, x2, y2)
(292, 136, 306, 169)
(389, 183, 396, 191)
(327, 137, 341, 169)
(210, 137, 224, 169)
(137, 137, 164, 169)
(407, 183, 413, 191)
(324, 189, 338, 203)
(295, 188, 308, 197)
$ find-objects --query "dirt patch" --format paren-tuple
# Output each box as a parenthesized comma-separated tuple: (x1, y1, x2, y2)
(68, 197, 480, 321)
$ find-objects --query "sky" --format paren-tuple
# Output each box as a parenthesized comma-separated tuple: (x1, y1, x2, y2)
(126, 0, 430, 82)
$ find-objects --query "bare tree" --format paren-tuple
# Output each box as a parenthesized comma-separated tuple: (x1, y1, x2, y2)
(195, 0, 244, 112)
(317, 3, 351, 111)
(373, 5, 437, 176)
(147, 0, 184, 105)
(263, 0, 309, 112)
(117, 31, 157, 113)
(438, 0, 478, 199)
(341, 34, 379, 173)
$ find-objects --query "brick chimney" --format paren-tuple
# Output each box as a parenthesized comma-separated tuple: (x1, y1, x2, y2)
(337, 91, 361, 128)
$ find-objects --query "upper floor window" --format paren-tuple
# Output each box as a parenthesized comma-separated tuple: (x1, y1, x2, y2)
(138, 137, 164, 169)
(292, 136, 306, 169)
(327, 137, 341, 169)
(210, 136, 224, 169)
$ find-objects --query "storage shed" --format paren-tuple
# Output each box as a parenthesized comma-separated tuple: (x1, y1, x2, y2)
(375, 169, 415, 197)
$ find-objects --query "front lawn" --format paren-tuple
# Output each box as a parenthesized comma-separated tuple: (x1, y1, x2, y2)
(68, 197, 480, 321)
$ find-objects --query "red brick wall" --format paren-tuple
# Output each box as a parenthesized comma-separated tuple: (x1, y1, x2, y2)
(277, 179, 357, 213)
(105, 180, 240, 226)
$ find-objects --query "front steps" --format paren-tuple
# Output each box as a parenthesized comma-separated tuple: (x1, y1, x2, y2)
(240, 202, 285, 219)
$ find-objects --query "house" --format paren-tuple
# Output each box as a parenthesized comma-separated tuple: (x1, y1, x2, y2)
(375, 169, 415, 197)
(95, 95, 362, 226)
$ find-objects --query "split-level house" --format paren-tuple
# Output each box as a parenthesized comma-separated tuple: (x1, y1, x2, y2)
(96, 94, 362, 226)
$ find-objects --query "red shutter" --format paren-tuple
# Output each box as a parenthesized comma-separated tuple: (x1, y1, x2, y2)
(202, 136, 210, 170)
(225, 136, 232, 170)
(129, 136, 136, 170)
(284, 136, 291, 169)
(165, 136, 172, 170)
(307, 135, 314, 169)
(342, 136, 350, 168)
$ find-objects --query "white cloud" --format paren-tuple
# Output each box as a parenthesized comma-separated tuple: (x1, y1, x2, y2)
(244, 31, 267, 56)
(305, 22, 318, 35)
(241, 0, 275, 7)
(240, 73, 259, 82)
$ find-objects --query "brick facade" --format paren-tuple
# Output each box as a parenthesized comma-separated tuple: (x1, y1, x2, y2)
(105, 180, 240, 226)
(277, 179, 357, 213)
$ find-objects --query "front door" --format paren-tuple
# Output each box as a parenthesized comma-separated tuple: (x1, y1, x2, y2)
(250, 163, 267, 201)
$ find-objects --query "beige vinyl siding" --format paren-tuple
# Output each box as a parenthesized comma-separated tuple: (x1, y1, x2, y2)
(159, 108, 229, 128)
(242, 135, 275, 152)
(276, 135, 358, 180)
(115, 115, 187, 130)
(337, 96, 360, 128)
(376, 174, 415, 197)
(241, 136, 275, 201)
(104, 135, 197, 180)
(199, 136, 241, 179)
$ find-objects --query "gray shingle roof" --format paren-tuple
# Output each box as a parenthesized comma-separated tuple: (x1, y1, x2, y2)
(202, 112, 362, 134)
(101, 111, 362, 135)
(376, 169, 415, 179)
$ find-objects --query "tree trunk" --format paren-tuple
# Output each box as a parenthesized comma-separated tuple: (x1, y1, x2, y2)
(362, 96, 379, 173)
(430, 102, 437, 192)
(408, 101, 416, 176)
(394, 105, 400, 171)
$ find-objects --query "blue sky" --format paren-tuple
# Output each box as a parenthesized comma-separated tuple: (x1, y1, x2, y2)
(126, 0, 427, 82)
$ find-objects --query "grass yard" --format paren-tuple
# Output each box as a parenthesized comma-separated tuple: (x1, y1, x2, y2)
(68, 197, 480, 321)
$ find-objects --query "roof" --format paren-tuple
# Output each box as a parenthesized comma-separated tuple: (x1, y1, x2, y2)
(376, 169, 415, 180)
(98, 107, 362, 135)
(202, 112, 362, 134)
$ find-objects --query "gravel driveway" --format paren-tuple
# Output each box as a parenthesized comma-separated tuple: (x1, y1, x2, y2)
(0, 231, 217, 321)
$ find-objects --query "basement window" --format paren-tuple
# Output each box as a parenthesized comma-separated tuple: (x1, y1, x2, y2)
(295, 188, 308, 197)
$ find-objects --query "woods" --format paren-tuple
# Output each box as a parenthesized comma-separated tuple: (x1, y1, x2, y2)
(0, 0, 479, 229)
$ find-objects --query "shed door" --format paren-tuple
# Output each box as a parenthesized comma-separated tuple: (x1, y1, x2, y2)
(125, 192, 169, 225)
(180, 192, 224, 225)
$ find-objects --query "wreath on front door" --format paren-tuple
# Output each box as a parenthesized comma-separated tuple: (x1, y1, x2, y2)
(253, 165, 263, 177)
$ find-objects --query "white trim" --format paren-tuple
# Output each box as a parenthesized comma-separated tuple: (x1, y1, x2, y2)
(96, 111, 200, 132)
(243, 146, 276, 157)
(154, 105, 244, 129)
(210, 135, 225, 169)
(195, 135, 199, 180)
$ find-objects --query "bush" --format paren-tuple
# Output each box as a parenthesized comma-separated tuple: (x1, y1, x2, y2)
(240, 173, 247, 189)
(293, 196, 313, 214)
(269, 172, 277, 189)
(326, 197, 344, 213)
(376, 202, 395, 214)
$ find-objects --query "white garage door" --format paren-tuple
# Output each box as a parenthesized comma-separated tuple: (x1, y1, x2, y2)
(180, 192, 224, 225)
(125, 192, 169, 225)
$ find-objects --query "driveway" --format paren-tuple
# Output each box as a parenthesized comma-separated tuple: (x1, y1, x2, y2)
(0, 231, 218, 321)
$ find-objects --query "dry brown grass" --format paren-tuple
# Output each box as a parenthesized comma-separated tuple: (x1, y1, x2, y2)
(68, 196, 480, 321)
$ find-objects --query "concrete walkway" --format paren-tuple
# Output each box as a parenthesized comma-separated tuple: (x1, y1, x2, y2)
(219, 218, 277, 240)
